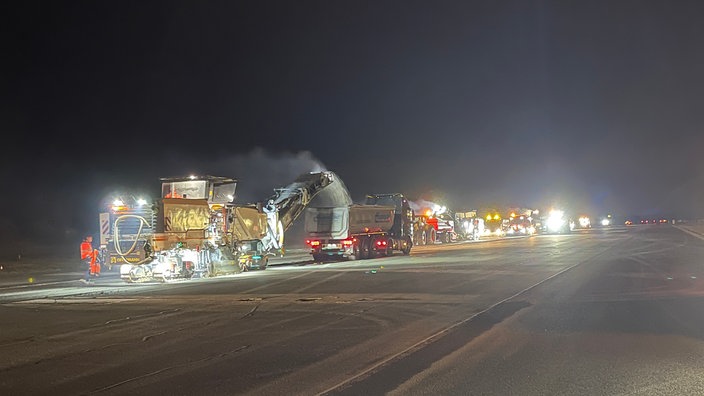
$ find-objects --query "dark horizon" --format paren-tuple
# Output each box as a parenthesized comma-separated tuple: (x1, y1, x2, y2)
(4, 1, 704, 245)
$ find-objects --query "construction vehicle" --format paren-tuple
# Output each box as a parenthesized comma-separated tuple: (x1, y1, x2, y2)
(101, 171, 344, 282)
(465, 217, 485, 240)
(504, 208, 537, 236)
(540, 209, 574, 234)
(305, 193, 413, 261)
(426, 211, 456, 243)
(412, 214, 436, 246)
(506, 214, 536, 236)
(408, 200, 460, 243)
(481, 210, 506, 237)
(454, 210, 478, 240)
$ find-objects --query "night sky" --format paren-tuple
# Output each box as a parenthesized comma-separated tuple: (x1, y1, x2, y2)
(3, 1, 704, 247)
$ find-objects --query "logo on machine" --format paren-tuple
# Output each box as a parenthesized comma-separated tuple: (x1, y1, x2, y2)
(110, 256, 142, 264)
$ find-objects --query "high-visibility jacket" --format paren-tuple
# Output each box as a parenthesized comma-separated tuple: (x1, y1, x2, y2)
(80, 241, 93, 260)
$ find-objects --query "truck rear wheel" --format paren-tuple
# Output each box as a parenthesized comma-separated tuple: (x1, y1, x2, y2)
(366, 238, 378, 259)
(349, 244, 360, 261)
(360, 239, 370, 259)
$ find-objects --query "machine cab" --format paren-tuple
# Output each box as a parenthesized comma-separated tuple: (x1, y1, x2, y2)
(161, 176, 237, 204)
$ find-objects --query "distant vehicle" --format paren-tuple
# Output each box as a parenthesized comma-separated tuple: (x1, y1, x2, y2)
(482, 212, 505, 237)
(454, 210, 479, 240)
(541, 209, 573, 234)
(506, 214, 536, 236)
(643, 219, 665, 224)
(575, 216, 592, 229)
(597, 215, 613, 227)
(633, 217, 668, 225)
(411, 214, 436, 246)
(625, 220, 633, 225)
(412, 205, 469, 243)
(426, 212, 458, 243)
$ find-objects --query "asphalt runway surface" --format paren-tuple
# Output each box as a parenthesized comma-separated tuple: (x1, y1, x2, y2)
(2, 225, 704, 395)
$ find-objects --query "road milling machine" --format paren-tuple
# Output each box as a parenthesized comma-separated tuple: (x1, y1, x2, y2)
(100, 171, 340, 282)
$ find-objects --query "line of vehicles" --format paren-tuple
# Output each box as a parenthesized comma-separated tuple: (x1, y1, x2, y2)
(98, 170, 606, 283)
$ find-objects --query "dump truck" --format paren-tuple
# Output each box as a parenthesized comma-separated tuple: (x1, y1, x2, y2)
(305, 193, 413, 261)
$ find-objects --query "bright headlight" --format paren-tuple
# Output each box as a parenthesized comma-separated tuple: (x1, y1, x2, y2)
(547, 210, 565, 231)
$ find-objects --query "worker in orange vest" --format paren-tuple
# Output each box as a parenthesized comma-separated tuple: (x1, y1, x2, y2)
(80, 235, 100, 283)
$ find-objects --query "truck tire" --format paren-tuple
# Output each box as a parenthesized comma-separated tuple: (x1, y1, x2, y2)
(367, 238, 378, 259)
(385, 238, 393, 256)
(349, 244, 360, 261)
(360, 238, 371, 260)
(312, 253, 325, 262)
(401, 238, 411, 255)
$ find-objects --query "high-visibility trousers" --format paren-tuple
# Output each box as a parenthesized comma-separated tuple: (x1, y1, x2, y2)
(89, 249, 100, 274)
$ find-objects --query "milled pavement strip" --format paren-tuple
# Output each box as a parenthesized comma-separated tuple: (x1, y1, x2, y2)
(0, 280, 78, 291)
(673, 225, 704, 241)
(316, 240, 624, 396)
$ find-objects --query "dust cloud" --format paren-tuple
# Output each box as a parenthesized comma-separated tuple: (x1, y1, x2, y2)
(210, 148, 327, 204)
(209, 148, 328, 249)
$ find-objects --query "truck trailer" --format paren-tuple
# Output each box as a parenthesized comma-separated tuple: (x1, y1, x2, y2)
(305, 193, 413, 261)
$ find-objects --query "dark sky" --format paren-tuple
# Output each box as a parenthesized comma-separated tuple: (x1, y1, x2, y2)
(3, 0, 704, 244)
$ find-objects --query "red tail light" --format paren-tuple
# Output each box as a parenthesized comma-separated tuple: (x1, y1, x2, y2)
(310, 240, 321, 247)
(342, 239, 353, 246)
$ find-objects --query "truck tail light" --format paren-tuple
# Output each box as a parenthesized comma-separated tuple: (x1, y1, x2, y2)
(309, 240, 321, 247)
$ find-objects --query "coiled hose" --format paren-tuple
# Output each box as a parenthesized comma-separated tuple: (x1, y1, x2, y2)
(113, 214, 152, 265)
